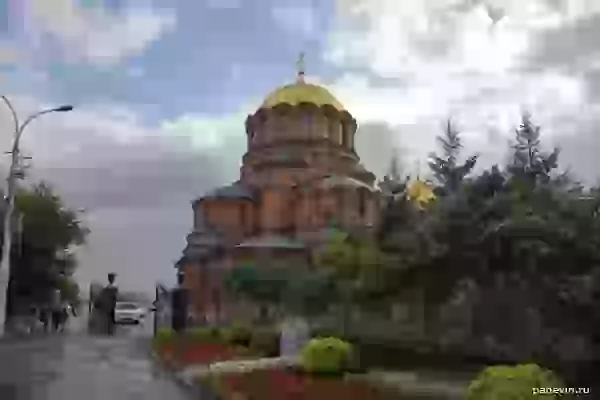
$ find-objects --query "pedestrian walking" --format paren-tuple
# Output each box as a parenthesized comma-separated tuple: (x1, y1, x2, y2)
(57, 300, 72, 332)
(39, 304, 50, 333)
(50, 288, 63, 333)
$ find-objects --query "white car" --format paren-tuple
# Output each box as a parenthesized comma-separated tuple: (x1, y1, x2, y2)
(114, 302, 146, 324)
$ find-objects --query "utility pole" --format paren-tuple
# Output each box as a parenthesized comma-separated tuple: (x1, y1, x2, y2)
(0, 96, 73, 335)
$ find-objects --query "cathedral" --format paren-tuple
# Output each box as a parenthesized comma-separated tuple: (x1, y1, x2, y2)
(176, 60, 381, 323)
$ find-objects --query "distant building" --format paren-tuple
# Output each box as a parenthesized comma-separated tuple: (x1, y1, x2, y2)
(176, 64, 381, 323)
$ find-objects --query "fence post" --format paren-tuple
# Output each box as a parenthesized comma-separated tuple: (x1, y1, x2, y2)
(153, 284, 158, 337)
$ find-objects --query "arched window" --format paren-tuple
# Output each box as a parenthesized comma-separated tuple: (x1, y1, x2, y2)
(341, 124, 348, 147)
(329, 121, 342, 144)
(303, 113, 313, 138)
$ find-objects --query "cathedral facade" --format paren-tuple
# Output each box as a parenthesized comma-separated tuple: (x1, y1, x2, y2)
(176, 66, 381, 323)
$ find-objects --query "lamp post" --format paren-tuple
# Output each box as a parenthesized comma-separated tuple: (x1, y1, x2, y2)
(0, 96, 73, 335)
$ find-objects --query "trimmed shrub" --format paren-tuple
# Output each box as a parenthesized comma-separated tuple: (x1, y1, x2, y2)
(222, 324, 253, 347)
(152, 327, 176, 350)
(249, 327, 280, 357)
(232, 345, 255, 358)
(467, 363, 568, 400)
(300, 337, 353, 376)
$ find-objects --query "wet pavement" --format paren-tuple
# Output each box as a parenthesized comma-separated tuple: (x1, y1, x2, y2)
(0, 320, 193, 400)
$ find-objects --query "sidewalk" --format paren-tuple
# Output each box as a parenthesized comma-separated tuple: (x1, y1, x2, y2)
(0, 333, 195, 399)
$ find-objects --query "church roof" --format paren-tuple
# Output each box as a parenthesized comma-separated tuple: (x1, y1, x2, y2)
(185, 211, 224, 248)
(318, 175, 378, 191)
(236, 234, 306, 249)
(176, 214, 224, 267)
(261, 53, 344, 111)
(203, 181, 255, 201)
(185, 229, 222, 249)
(261, 83, 344, 111)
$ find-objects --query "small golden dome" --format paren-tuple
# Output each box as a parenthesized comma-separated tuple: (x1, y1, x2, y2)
(407, 180, 436, 208)
(261, 83, 344, 111)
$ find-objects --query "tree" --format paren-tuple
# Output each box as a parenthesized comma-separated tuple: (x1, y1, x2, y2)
(225, 262, 285, 307)
(310, 230, 386, 334)
(428, 119, 478, 194)
(225, 260, 337, 320)
(58, 276, 81, 308)
(507, 113, 559, 187)
(363, 114, 599, 382)
(3, 181, 88, 313)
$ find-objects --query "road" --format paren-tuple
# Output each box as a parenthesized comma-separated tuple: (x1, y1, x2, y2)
(0, 313, 192, 400)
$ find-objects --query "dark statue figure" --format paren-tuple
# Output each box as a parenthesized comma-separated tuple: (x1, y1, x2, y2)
(103, 273, 118, 334)
(89, 273, 118, 334)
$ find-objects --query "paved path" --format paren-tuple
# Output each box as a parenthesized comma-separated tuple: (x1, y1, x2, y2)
(0, 332, 192, 400)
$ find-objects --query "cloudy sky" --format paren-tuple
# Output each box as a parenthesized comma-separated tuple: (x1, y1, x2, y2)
(0, 0, 599, 293)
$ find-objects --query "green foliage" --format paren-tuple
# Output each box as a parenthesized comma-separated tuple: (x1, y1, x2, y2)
(225, 263, 285, 305)
(152, 328, 176, 350)
(58, 276, 80, 306)
(313, 232, 382, 282)
(353, 112, 600, 375)
(300, 337, 353, 375)
(6, 181, 89, 308)
(467, 364, 567, 400)
(222, 324, 253, 347)
(248, 327, 280, 357)
(185, 327, 222, 344)
(16, 182, 89, 251)
(225, 261, 338, 316)
(428, 119, 478, 194)
(507, 113, 559, 187)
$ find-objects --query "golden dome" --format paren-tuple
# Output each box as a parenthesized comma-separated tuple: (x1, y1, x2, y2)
(261, 82, 344, 111)
(407, 180, 436, 209)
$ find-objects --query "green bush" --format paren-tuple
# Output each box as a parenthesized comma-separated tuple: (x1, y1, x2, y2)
(185, 327, 222, 345)
(249, 327, 280, 357)
(467, 363, 568, 400)
(300, 337, 353, 376)
(222, 324, 253, 347)
(153, 327, 176, 350)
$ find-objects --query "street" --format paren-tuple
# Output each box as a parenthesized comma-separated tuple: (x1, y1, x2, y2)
(0, 313, 192, 400)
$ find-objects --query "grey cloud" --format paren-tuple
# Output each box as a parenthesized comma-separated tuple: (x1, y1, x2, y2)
(526, 14, 600, 70)
(33, 150, 227, 209)
(524, 13, 600, 100)
(551, 112, 600, 184)
(9, 112, 246, 293)
(356, 121, 442, 178)
(583, 68, 600, 102)
(354, 122, 402, 178)
(74, 205, 191, 293)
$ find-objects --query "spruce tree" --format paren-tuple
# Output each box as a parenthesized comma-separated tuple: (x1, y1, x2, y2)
(507, 113, 559, 187)
(428, 119, 478, 194)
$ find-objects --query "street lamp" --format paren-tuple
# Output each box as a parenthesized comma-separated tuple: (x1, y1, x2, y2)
(0, 95, 73, 335)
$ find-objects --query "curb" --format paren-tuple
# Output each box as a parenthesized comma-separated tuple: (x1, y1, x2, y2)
(149, 351, 218, 398)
